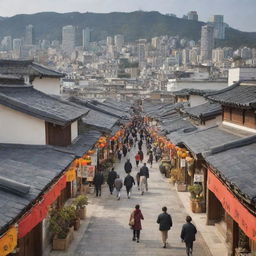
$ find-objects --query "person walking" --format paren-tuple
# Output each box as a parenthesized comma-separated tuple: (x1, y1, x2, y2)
(139, 163, 149, 195)
(129, 204, 144, 243)
(124, 159, 132, 174)
(138, 140, 143, 151)
(148, 151, 153, 167)
(107, 167, 117, 195)
(124, 173, 135, 198)
(93, 170, 104, 197)
(114, 175, 123, 200)
(135, 152, 140, 167)
(157, 206, 173, 248)
(117, 149, 122, 162)
(136, 171, 140, 190)
(138, 150, 144, 163)
(123, 144, 128, 158)
(181, 216, 197, 256)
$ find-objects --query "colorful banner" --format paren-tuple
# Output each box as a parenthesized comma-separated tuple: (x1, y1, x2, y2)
(18, 175, 67, 238)
(208, 170, 256, 241)
(0, 227, 17, 256)
(66, 168, 76, 182)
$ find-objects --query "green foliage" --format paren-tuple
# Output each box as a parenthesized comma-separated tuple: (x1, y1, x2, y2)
(0, 11, 255, 48)
(49, 206, 77, 239)
(72, 195, 88, 209)
(188, 184, 203, 199)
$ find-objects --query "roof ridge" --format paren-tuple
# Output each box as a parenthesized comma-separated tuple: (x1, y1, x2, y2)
(204, 135, 256, 156)
(205, 82, 240, 98)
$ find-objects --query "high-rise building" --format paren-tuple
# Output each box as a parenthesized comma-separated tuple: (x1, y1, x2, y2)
(114, 34, 124, 52)
(1, 36, 12, 51)
(106, 36, 113, 46)
(25, 25, 35, 45)
(62, 25, 75, 55)
(12, 38, 22, 58)
(182, 49, 190, 65)
(187, 11, 198, 21)
(82, 27, 91, 49)
(200, 24, 214, 62)
(209, 15, 225, 39)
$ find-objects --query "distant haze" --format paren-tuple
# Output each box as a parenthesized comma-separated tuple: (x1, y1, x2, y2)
(0, 0, 255, 32)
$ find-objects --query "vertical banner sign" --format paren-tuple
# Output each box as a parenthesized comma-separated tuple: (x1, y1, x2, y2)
(207, 170, 256, 241)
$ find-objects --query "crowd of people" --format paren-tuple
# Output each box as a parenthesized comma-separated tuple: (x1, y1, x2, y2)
(92, 117, 197, 255)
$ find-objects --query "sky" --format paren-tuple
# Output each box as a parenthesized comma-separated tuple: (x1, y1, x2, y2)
(0, 0, 255, 32)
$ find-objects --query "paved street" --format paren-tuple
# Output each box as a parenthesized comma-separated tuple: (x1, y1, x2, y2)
(51, 144, 212, 256)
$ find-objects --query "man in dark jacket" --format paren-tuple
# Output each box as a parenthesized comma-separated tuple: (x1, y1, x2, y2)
(107, 167, 117, 194)
(124, 173, 135, 199)
(124, 159, 132, 173)
(93, 170, 104, 197)
(157, 206, 173, 248)
(181, 216, 197, 256)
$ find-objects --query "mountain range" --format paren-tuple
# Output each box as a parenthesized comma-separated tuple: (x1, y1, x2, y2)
(0, 11, 255, 48)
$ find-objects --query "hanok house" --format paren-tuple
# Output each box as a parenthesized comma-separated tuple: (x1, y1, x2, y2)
(0, 78, 87, 146)
(0, 59, 65, 95)
(182, 101, 222, 127)
(204, 136, 256, 255)
(203, 80, 256, 255)
(0, 144, 75, 256)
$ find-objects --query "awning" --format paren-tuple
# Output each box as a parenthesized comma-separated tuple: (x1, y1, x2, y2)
(18, 175, 66, 238)
(208, 170, 256, 241)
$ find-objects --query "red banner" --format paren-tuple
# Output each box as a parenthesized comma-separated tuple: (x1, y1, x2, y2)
(18, 175, 67, 238)
(208, 170, 256, 241)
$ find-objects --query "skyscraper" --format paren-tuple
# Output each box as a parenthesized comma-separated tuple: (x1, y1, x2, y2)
(114, 34, 124, 52)
(1, 36, 12, 51)
(187, 11, 198, 21)
(62, 25, 75, 55)
(25, 25, 35, 45)
(13, 38, 22, 58)
(82, 27, 91, 49)
(200, 24, 214, 62)
(209, 15, 225, 39)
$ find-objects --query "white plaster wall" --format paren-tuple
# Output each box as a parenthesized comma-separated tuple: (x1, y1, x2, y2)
(190, 95, 207, 107)
(205, 115, 222, 128)
(33, 77, 61, 95)
(71, 121, 78, 141)
(0, 105, 46, 144)
(228, 68, 256, 86)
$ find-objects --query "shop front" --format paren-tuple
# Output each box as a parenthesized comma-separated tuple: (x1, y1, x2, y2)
(207, 169, 256, 256)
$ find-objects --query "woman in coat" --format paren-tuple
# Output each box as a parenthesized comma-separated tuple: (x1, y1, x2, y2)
(129, 204, 144, 243)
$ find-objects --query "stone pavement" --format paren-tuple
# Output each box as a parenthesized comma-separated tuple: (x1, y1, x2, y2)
(51, 144, 212, 256)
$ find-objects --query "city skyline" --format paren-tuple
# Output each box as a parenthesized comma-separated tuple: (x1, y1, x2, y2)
(0, 0, 255, 32)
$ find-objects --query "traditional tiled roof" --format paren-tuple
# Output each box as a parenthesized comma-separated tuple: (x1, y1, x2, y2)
(66, 129, 101, 157)
(166, 127, 198, 145)
(69, 97, 128, 119)
(0, 144, 75, 233)
(204, 136, 256, 203)
(184, 102, 222, 120)
(206, 82, 256, 108)
(171, 88, 215, 97)
(82, 110, 118, 133)
(161, 117, 196, 135)
(0, 85, 87, 126)
(0, 59, 64, 78)
(181, 126, 240, 155)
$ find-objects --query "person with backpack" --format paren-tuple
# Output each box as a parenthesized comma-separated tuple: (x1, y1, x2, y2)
(124, 159, 132, 173)
(124, 173, 135, 199)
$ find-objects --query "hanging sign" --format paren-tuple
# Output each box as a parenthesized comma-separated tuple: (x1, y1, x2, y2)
(180, 159, 186, 168)
(194, 174, 204, 183)
(0, 227, 17, 256)
(77, 165, 95, 181)
(208, 170, 256, 241)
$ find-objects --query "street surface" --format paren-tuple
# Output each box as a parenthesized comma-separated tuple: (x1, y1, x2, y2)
(51, 144, 212, 256)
